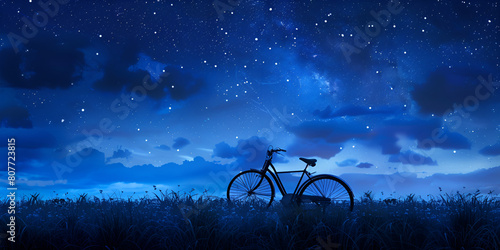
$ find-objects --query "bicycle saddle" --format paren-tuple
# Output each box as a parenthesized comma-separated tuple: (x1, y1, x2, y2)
(299, 157, 317, 166)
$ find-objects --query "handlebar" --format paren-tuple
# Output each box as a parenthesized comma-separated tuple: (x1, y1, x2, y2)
(269, 148, 286, 153)
(266, 146, 286, 158)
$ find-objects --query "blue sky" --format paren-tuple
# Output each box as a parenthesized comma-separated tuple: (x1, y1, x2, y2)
(0, 0, 499, 199)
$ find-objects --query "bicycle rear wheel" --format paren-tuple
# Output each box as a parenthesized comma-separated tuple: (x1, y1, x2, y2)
(227, 170, 275, 208)
(298, 175, 354, 211)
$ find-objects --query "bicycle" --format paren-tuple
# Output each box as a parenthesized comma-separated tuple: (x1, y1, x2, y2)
(227, 146, 354, 211)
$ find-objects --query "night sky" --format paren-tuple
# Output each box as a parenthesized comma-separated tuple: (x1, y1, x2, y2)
(1, 0, 499, 199)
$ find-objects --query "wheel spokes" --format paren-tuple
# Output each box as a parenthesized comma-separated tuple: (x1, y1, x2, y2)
(229, 172, 273, 206)
(302, 178, 351, 206)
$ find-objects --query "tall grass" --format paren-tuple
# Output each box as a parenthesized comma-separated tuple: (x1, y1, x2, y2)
(1, 190, 499, 249)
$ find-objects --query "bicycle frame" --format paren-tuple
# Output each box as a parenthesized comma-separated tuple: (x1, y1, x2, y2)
(251, 156, 314, 197)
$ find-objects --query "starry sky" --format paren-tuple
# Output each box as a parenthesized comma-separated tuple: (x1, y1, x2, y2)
(1, 0, 499, 199)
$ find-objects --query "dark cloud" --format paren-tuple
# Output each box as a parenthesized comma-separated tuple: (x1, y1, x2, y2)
(172, 137, 190, 149)
(336, 159, 358, 167)
(92, 42, 150, 92)
(388, 150, 437, 166)
(411, 67, 497, 116)
(160, 66, 206, 101)
(356, 162, 373, 168)
(155, 144, 171, 151)
(341, 166, 500, 196)
(92, 44, 206, 101)
(313, 105, 396, 119)
(135, 66, 206, 101)
(18, 147, 229, 191)
(212, 136, 269, 162)
(417, 131, 471, 150)
(67, 148, 107, 180)
(288, 117, 471, 156)
(0, 33, 87, 89)
(288, 119, 369, 144)
(373, 118, 471, 154)
(286, 138, 342, 159)
(211, 136, 288, 167)
(0, 129, 57, 149)
(479, 143, 500, 156)
(213, 142, 239, 159)
(107, 148, 132, 162)
(0, 105, 32, 128)
(424, 166, 500, 192)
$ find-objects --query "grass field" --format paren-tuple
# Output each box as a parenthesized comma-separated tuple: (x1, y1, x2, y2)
(2, 189, 499, 249)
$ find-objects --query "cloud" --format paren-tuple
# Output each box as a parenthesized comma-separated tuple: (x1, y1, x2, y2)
(10, 146, 230, 189)
(418, 131, 471, 150)
(0, 105, 32, 128)
(212, 136, 269, 161)
(287, 119, 369, 144)
(340, 166, 500, 196)
(0, 89, 33, 128)
(0, 33, 88, 89)
(92, 42, 150, 93)
(388, 150, 437, 166)
(92, 45, 206, 101)
(313, 105, 396, 119)
(155, 144, 171, 151)
(286, 138, 343, 159)
(172, 137, 190, 149)
(372, 118, 471, 154)
(424, 166, 500, 192)
(411, 67, 497, 116)
(336, 159, 358, 167)
(107, 149, 132, 162)
(356, 162, 373, 168)
(372, 118, 441, 154)
(211, 136, 286, 167)
(479, 143, 500, 156)
(213, 142, 239, 159)
(0, 128, 57, 149)
(288, 117, 471, 155)
(160, 66, 206, 101)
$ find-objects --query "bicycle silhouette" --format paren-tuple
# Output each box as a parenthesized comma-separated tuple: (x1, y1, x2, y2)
(227, 146, 354, 211)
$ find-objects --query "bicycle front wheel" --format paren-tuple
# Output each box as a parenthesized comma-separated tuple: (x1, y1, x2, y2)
(227, 170, 275, 208)
(298, 175, 354, 211)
